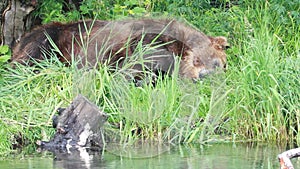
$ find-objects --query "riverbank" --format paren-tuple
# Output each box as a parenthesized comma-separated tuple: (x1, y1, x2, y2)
(0, 0, 299, 155)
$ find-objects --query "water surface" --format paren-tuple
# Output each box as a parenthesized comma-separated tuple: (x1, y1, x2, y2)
(0, 143, 297, 169)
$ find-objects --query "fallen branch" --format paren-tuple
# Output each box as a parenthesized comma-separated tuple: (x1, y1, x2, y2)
(278, 147, 300, 169)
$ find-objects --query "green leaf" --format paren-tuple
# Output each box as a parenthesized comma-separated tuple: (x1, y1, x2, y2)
(0, 45, 9, 55)
(132, 7, 146, 15)
(0, 55, 11, 63)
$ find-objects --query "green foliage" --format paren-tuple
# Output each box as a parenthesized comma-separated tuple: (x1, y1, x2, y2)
(224, 1, 300, 142)
(80, 0, 152, 19)
(0, 45, 11, 82)
(0, 59, 71, 155)
(36, 0, 66, 23)
(0, 45, 11, 63)
(36, 0, 153, 23)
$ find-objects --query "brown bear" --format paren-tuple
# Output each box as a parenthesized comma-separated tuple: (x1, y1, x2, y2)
(11, 18, 229, 80)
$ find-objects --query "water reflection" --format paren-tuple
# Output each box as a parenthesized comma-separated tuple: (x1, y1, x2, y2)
(52, 148, 105, 169)
(106, 141, 170, 158)
(1, 143, 299, 169)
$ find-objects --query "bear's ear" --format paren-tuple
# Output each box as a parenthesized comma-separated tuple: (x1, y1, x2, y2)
(209, 36, 230, 50)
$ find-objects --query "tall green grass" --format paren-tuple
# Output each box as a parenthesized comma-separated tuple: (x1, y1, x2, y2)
(0, 55, 227, 155)
(0, 0, 299, 155)
(0, 61, 73, 155)
(226, 2, 300, 142)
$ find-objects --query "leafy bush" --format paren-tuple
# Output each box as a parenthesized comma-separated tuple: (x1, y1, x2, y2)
(36, 0, 154, 23)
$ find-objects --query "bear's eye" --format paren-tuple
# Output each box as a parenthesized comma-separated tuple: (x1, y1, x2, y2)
(193, 58, 202, 66)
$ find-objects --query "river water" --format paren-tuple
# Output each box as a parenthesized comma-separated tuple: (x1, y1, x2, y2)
(0, 143, 297, 169)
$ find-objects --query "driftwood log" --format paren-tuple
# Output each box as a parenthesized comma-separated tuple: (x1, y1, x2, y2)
(278, 148, 300, 169)
(38, 94, 108, 152)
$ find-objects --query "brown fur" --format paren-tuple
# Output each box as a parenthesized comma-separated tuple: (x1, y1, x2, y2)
(11, 19, 229, 80)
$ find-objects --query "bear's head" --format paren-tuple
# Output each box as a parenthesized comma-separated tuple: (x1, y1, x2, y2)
(179, 36, 229, 79)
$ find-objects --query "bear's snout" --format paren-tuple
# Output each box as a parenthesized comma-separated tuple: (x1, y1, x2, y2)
(198, 58, 225, 79)
(198, 69, 211, 79)
(212, 58, 226, 70)
(212, 58, 222, 68)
